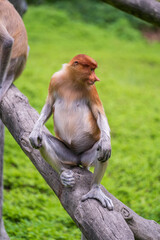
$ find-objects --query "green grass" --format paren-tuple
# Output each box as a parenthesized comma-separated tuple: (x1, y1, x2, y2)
(3, 5, 160, 240)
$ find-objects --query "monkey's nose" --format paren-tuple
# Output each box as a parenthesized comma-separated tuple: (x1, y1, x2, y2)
(95, 76, 100, 82)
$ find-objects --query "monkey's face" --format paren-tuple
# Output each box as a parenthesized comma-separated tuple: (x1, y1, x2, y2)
(69, 54, 100, 85)
(87, 68, 100, 85)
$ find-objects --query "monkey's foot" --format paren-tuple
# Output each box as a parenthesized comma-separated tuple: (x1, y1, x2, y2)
(60, 170, 75, 187)
(81, 185, 113, 210)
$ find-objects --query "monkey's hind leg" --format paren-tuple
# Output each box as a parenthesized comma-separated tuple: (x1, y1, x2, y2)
(0, 24, 14, 94)
(0, 54, 27, 103)
(80, 144, 113, 210)
(0, 73, 14, 102)
(82, 160, 113, 210)
(39, 133, 80, 187)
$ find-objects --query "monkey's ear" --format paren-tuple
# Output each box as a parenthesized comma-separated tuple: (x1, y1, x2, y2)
(73, 61, 79, 66)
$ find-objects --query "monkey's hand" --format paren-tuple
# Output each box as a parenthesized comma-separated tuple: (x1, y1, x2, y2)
(60, 170, 75, 187)
(97, 137, 111, 162)
(82, 184, 113, 210)
(29, 129, 42, 149)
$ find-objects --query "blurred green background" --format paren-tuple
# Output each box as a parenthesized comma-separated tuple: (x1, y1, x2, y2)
(3, 0, 160, 239)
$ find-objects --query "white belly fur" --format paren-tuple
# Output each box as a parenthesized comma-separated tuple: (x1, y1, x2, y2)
(54, 98, 97, 153)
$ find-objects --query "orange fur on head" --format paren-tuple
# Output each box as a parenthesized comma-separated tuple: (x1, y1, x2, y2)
(69, 54, 98, 68)
(68, 54, 99, 85)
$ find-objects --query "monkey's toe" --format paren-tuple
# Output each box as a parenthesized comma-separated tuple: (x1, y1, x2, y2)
(60, 170, 75, 187)
(29, 132, 43, 149)
(82, 185, 113, 210)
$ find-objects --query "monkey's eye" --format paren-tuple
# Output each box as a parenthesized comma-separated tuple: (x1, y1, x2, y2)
(74, 61, 78, 65)
(91, 68, 94, 72)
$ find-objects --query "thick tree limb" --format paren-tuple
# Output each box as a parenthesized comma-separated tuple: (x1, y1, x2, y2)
(0, 85, 160, 240)
(102, 0, 160, 27)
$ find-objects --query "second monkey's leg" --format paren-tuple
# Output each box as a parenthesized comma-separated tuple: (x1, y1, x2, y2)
(0, 25, 13, 92)
(39, 133, 80, 187)
(80, 144, 113, 210)
(0, 56, 27, 102)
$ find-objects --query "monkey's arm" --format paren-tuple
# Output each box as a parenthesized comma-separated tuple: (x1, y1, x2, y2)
(91, 101, 111, 162)
(97, 112, 111, 161)
(29, 95, 54, 149)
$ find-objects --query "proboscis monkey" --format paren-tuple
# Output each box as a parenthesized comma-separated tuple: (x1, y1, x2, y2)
(29, 54, 113, 211)
(0, 0, 28, 102)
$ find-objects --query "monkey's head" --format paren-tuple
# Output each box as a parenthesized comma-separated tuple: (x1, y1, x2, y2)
(68, 54, 100, 85)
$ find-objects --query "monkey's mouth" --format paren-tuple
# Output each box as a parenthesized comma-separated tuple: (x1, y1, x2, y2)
(89, 82, 95, 85)
(87, 79, 97, 85)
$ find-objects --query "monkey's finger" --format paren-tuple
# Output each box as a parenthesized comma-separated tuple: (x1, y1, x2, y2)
(61, 179, 75, 187)
(100, 148, 112, 162)
(64, 179, 75, 184)
(82, 191, 109, 209)
(102, 150, 111, 162)
(105, 198, 114, 211)
(29, 135, 40, 149)
(29, 138, 38, 149)
(101, 191, 114, 210)
(62, 181, 75, 187)
(97, 151, 105, 161)
(60, 170, 75, 187)
(99, 198, 108, 208)
(107, 150, 111, 159)
(32, 141, 42, 149)
(60, 170, 74, 178)
(61, 177, 75, 182)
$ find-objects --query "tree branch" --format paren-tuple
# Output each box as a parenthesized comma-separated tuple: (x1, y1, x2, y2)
(102, 0, 160, 27)
(0, 85, 160, 240)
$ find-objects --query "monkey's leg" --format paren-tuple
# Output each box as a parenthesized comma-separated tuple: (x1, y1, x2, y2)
(81, 144, 113, 210)
(39, 133, 80, 187)
(0, 25, 14, 90)
(0, 55, 27, 102)
(0, 74, 14, 102)
(80, 142, 98, 168)
(82, 161, 113, 210)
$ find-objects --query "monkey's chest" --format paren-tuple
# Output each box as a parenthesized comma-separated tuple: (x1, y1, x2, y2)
(53, 100, 99, 153)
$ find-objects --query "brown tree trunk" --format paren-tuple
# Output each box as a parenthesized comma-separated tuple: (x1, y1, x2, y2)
(0, 85, 160, 240)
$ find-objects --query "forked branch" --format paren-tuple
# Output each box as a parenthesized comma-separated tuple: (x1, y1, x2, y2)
(0, 85, 160, 240)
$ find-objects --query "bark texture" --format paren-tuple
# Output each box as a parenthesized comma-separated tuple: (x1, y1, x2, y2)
(0, 85, 160, 240)
(103, 0, 160, 26)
